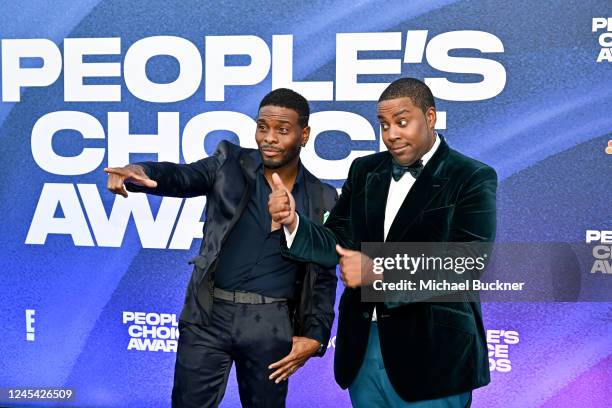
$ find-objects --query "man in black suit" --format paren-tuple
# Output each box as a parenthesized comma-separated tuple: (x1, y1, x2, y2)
(104, 88, 338, 408)
(269, 78, 496, 407)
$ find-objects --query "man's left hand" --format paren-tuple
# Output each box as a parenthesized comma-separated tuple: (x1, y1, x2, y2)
(268, 336, 321, 383)
(336, 245, 377, 288)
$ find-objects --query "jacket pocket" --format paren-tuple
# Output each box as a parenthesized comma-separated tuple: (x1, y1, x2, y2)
(423, 204, 455, 213)
(430, 304, 476, 335)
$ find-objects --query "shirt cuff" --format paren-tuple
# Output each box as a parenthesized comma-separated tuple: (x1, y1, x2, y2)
(283, 215, 300, 248)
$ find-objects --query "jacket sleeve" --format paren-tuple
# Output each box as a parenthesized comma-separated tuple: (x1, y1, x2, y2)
(125, 140, 230, 198)
(280, 161, 357, 268)
(299, 186, 339, 356)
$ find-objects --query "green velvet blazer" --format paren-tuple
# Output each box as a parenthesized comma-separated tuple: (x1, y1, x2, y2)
(281, 135, 497, 402)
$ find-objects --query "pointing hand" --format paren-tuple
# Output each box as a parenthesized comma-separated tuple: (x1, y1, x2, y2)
(104, 164, 157, 198)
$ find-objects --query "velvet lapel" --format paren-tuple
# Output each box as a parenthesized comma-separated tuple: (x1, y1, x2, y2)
(365, 154, 393, 243)
(385, 137, 450, 242)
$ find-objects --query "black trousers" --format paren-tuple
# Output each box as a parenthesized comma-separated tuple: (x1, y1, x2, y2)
(172, 298, 294, 408)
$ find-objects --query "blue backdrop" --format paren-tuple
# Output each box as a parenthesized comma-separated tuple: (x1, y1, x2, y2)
(1, 1, 611, 407)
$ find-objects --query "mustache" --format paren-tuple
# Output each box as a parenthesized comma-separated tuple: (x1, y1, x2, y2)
(260, 145, 283, 152)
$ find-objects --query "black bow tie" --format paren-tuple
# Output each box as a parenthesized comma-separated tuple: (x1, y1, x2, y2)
(391, 159, 424, 181)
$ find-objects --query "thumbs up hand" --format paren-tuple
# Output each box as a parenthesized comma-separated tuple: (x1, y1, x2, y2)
(268, 172, 297, 232)
(336, 245, 376, 288)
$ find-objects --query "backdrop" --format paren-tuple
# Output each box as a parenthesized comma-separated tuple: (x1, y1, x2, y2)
(1, 0, 611, 407)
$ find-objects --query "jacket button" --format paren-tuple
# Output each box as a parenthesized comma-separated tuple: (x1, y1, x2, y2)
(363, 312, 370, 319)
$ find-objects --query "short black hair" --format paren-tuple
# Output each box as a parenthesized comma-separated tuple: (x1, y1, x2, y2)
(378, 77, 436, 114)
(259, 88, 310, 127)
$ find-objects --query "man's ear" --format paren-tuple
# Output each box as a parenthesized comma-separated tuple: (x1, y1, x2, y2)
(301, 126, 311, 147)
(426, 107, 437, 131)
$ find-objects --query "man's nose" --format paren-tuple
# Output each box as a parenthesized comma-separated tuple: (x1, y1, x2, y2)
(388, 125, 401, 141)
(263, 131, 278, 144)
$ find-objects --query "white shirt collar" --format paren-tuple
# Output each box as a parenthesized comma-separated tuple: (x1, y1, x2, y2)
(420, 131, 440, 167)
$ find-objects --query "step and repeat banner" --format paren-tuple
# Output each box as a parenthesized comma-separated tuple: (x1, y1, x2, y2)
(1, 0, 611, 407)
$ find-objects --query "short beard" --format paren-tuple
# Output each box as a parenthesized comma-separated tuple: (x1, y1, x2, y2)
(261, 144, 301, 169)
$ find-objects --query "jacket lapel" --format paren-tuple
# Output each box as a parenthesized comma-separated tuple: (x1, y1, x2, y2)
(365, 154, 392, 243)
(385, 137, 450, 242)
(231, 149, 258, 230)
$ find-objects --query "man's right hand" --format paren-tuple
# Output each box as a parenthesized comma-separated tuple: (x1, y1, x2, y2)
(268, 173, 297, 233)
(104, 164, 158, 198)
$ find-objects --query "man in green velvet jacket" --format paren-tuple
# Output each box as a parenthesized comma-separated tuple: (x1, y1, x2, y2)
(268, 78, 496, 407)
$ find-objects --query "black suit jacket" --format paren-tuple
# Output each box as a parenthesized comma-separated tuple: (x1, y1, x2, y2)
(281, 135, 497, 399)
(126, 141, 338, 355)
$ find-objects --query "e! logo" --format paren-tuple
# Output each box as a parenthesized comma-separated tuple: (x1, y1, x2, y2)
(25, 309, 35, 341)
(606, 140, 612, 155)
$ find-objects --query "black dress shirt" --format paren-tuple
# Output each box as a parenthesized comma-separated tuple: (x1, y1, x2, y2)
(214, 163, 308, 298)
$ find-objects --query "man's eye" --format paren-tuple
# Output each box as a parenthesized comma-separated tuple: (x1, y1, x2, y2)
(279, 128, 289, 134)
(258, 125, 266, 130)
(380, 123, 389, 130)
(399, 119, 408, 127)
